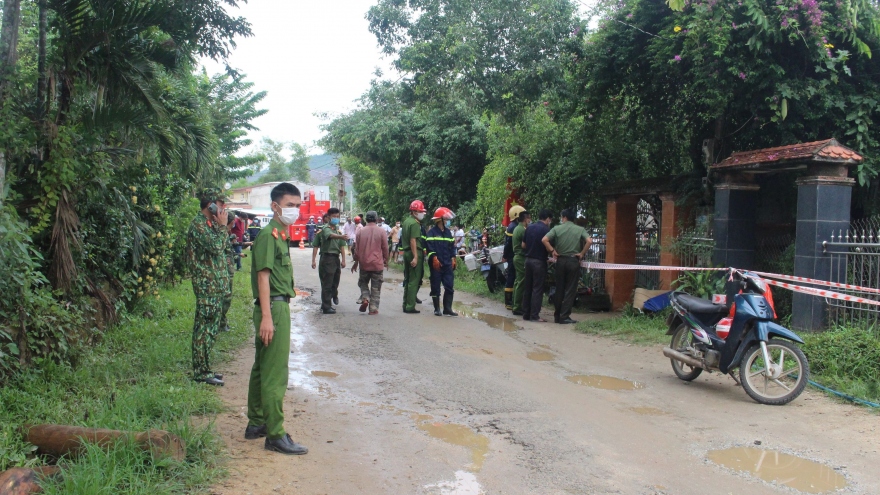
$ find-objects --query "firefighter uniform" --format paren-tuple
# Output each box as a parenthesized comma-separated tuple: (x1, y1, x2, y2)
(247, 218, 297, 440)
(425, 224, 457, 315)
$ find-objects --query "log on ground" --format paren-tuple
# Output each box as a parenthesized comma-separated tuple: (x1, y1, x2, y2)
(22, 424, 185, 461)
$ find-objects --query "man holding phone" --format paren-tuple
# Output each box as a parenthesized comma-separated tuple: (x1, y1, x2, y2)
(186, 188, 231, 386)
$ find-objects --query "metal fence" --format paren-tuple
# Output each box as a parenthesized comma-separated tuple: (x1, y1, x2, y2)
(583, 228, 606, 292)
(824, 216, 880, 330)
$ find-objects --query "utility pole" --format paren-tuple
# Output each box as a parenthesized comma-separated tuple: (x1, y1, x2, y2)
(337, 163, 345, 213)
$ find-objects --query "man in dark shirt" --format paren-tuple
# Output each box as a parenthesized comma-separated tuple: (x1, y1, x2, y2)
(521, 209, 553, 322)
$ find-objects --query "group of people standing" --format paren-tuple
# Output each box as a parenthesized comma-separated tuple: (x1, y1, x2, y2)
(307, 199, 462, 319)
(502, 205, 591, 324)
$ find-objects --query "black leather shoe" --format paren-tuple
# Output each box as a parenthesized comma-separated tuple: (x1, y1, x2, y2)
(403, 308, 421, 314)
(265, 434, 308, 455)
(322, 308, 337, 314)
(244, 424, 267, 440)
(195, 376, 224, 386)
(559, 318, 578, 325)
(416, 298, 423, 304)
(332, 296, 339, 305)
(512, 310, 524, 316)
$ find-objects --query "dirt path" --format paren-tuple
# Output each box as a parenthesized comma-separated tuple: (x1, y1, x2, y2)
(212, 248, 879, 495)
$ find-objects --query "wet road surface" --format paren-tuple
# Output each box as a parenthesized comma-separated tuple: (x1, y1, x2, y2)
(212, 249, 879, 495)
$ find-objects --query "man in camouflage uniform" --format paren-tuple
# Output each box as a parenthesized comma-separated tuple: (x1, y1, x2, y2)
(219, 210, 238, 333)
(186, 188, 230, 386)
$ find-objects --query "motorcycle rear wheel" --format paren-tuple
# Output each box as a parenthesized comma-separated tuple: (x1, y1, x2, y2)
(669, 323, 703, 381)
(739, 339, 809, 405)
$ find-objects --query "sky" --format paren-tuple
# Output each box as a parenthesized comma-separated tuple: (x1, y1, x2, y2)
(201, 0, 396, 159)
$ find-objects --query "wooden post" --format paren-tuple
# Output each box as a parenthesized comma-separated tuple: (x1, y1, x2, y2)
(22, 425, 185, 462)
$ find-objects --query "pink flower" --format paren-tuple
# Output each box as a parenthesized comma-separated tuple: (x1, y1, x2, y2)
(673, 55, 682, 62)
(739, 72, 747, 80)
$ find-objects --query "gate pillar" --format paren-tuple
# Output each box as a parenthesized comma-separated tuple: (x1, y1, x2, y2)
(792, 170, 854, 331)
(713, 176, 759, 270)
(605, 195, 638, 310)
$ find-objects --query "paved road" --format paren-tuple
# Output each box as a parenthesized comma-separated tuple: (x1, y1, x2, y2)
(213, 248, 879, 495)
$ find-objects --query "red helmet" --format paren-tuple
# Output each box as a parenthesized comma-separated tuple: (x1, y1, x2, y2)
(431, 207, 456, 221)
(354, 216, 361, 222)
(409, 200, 426, 213)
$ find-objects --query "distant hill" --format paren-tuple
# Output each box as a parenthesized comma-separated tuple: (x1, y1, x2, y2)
(245, 153, 350, 186)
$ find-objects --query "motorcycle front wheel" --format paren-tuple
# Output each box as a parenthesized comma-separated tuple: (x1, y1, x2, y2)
(669, 323, 703, 381)
(739, 339, 809, 405)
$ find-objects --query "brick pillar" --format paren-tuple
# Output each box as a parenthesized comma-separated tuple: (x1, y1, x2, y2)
(605, 195, 638, 310)
(791, 173, 854, 331)
(658, 193, 689, 290)
(713, 179, 760, 269)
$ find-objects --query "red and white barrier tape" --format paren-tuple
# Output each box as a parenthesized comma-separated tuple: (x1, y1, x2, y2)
(749, 270, 880, 295)
(577, 261, 880, 303)
(763, 279, 880, 307)
(580, 262, 726, 272)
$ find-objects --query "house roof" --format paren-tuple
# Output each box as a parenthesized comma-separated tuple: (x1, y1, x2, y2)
(712, 139, 862, 171)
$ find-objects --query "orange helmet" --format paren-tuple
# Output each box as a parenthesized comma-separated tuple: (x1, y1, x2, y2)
(409, 199, 426, 212)
(431, 207, 456, 221)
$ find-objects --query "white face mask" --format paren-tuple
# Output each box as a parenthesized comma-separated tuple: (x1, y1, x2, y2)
(415, 212, 426, 221)
(279, 207, 300, 225)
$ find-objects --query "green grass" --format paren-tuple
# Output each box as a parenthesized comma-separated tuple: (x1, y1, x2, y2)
(574, 307, 671, 345)
(0, 262, 254, 493)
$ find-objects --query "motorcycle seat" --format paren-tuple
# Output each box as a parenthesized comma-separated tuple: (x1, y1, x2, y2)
(672, 293, 729, 315)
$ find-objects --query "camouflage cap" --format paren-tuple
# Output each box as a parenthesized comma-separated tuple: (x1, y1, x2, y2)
(198, 187, 228, 204)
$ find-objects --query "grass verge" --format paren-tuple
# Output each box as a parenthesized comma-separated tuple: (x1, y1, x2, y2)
(574, 308, 880, 406)
(0, 262, 254, 493)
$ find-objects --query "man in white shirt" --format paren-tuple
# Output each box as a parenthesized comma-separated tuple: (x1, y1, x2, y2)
(454, 225, 465, 254)
(343, 218, 357, 251)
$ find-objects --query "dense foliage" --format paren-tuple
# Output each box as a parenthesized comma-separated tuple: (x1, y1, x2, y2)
(322, 0, 880, 225)
(0, 0, 264, 376)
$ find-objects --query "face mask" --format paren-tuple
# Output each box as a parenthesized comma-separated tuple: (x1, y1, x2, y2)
(279, 207, 300, 225)
(416, 212, 426, 221)
(445, 220, 452, 227)
(331, 217, 340, 225)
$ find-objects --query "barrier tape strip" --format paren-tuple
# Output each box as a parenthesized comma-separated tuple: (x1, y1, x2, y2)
(749, 270, 880, 296)
(762, 279, 880, 307)
(580, 262, 726, 272)
(576, 261, 880, 304)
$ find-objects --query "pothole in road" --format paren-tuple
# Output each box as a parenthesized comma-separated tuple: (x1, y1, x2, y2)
(707, 447, 847, 493)
(566, 375, 645, 390)
(453, 302, 521, 332)
(417, 421, 490, 472)
(526, 351, 555, 361)
(311, 370, 339, 378)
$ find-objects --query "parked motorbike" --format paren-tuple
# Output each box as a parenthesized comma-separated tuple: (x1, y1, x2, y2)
(478, 248, 506, 293)
(663, 270, 809, 405)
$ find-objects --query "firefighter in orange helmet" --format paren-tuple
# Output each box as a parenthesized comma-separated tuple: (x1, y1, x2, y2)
(425, 207, 459, 316)
(401, 200, 427, 313)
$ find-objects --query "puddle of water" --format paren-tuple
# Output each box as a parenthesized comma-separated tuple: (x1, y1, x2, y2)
(417, 422, 490, 472)
(708, 447, 847, 494)
(424, 470, 485, 495)
(566, 375, 645, 390)
(411, 413, 434, 422)
(629, 407, 667, 416)
(527, 350, 555, 361)
(453, 303, 521, 332)
(311, 370, 338, 378)
(537, 344, 552, 350)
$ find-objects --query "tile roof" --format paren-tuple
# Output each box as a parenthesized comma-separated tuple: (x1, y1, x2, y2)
(712, 138, 862, 170)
